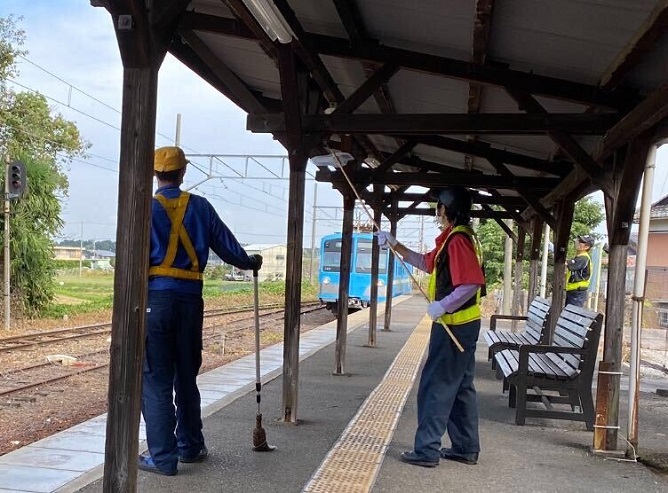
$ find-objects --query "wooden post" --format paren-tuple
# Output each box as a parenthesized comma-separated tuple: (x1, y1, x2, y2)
(367, 185, 382, 347)
(98, 1, 185, 490)
(547, 199, 574, 342)
(335, 193, 355, 374)
(527, 217, 543, 306)
(103, 64, 159, 493)
(383, 200, 398, 331)
(277, 45, 308, 423)
(597, 138, 651, 451)
(511, 226, 525, 331)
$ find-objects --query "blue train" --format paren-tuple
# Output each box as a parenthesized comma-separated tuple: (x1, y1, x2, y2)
(318, 232, 413, 311)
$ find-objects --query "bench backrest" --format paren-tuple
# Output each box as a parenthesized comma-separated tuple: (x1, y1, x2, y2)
(552, 304, 604, 378)
(525, 296, 550, 343)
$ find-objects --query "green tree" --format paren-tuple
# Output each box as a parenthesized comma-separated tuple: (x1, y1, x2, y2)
(0, 16, 87, 315)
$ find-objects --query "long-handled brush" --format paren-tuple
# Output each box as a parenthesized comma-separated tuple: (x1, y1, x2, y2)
(252, 269, 276, 452)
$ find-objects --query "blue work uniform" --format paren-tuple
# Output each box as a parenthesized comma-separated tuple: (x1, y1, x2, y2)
(414, 227, 484, 462)
(143, 184, 255, 474)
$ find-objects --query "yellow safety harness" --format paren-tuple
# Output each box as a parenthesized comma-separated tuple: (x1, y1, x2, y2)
(148, 192, 203, 281)
(428, 225, 484, 326)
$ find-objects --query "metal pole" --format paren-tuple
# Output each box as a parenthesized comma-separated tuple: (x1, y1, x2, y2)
(309, 182, 317, 283)
(4, 157, 10, 330)
(627, 144, 656, 458)
(540, 223, 550, 298)
(503, 220, 513, 314)
(592, 243, 604, 312)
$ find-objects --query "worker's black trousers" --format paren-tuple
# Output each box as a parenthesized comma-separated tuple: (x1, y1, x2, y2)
(412, 319, 481, 461)
(142, 290, 205, 473)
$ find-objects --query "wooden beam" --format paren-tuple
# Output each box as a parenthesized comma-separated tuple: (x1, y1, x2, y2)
(179, 11, 256, 39)
(483, 205, 517, 241)
(373, 141, 417, 173)
(596, 83, 668, 161)
(248, 113, 618, 135)
(151, 0, 191, 31)
(389, 206, 514, 219)
(487, 158, 557, 229)
(178, 30, 267, 114)
(317, 169, 562, 190)
(302, 32, 638, 109)
(404, 134, 570, 176)
(600, 1, 668, 89)
(333, 63, 399, 115)
(506, 88, 614, 197)
(368, 191, 526, 207)
(335, 193, 355, 374)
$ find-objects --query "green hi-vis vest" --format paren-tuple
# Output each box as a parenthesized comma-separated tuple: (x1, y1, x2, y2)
(565, 251, 591, 292)
(428, 225, 484, 326)
(148, 192, 203, 281)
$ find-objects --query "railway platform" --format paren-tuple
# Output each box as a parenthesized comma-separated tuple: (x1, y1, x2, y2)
(1, 295, 667, 492)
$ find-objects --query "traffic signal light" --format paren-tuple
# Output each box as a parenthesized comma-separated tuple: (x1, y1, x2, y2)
(8, 161, 26, 199)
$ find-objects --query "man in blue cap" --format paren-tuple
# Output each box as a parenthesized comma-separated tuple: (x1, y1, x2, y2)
(139, 146, 263, 476)
(565, 234, 594, 307)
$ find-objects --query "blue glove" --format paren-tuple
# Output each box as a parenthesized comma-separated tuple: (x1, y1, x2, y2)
(427, 301, 446, 321)
(374, 231, 397, 247)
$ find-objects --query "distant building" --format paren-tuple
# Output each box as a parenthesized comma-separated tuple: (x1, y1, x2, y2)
(54, 246, 83, 260)
(634, 195, 668, 327)
(241, 244, 287, 282)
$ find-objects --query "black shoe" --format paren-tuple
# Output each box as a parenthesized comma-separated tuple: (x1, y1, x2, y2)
(180, 445, 208, 463)
(138, 454, 177, 476)
(400, 451, 439, 468)
(439, 448, 478, 465)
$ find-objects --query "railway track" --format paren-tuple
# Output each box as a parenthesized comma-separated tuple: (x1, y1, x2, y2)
(0, 302, 308, 353)
(0, 303, 324, 400)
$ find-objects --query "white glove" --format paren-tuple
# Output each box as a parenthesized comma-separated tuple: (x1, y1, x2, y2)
(427, 301, 447, 321)
(374, 231, 398, 248)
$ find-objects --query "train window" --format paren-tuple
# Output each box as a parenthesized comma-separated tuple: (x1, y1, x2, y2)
(322, 239, 342, 272)
(355, 240, 388, 274)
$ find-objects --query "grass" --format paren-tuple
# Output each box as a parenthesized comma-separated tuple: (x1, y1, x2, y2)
(43, 272, 319, 319)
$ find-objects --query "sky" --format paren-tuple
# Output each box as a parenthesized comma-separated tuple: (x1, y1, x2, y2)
(1, 1, 666, 250)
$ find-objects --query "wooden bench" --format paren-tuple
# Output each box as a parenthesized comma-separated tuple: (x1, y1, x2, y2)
(493, 305, 603, 430)
(484, 296, 551, 367)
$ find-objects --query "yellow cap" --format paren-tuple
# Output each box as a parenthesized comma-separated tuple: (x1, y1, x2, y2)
(154, 146, 188, 172)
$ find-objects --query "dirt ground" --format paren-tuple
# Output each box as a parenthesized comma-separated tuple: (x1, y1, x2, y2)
(0, 305, 335, 457)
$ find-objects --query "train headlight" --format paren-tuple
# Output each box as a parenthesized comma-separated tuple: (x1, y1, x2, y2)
(377, 279, 385, 287)
(322, 277, 331, 285)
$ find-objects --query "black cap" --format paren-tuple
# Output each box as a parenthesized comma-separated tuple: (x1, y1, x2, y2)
(576, 234, 595, 247)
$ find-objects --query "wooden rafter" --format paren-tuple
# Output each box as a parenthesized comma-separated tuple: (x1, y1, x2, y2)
(333, 63, 399, 115)
(302, 33, 637, 109)
(248, 113, 618, 135)
(373, 141, 417, 173)
(465, 0, 496, 171)
(506, 88, 614, 197)
(389, 207, 514, 219)
(402, 134, 571, 176)
(482, 205, 518, 242)
(316, 169, 560, 190)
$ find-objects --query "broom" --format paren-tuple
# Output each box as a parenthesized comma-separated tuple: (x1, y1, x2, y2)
(252, 269, 276, 452)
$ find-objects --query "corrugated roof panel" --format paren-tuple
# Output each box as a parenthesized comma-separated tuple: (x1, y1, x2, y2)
(197, 31, 282, 100)
(388, 71, 470, 114)
(489, 0, 659, 84)
(627, 34, 668, 92)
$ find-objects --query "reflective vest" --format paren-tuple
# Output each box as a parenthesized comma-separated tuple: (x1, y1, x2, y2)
(148, 192, 203, 281)
(428, 225, 484, 326)
(565, 251, 591, 292)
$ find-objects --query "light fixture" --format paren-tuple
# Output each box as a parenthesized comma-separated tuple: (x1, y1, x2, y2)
(241, 0, 294, 44)
(310, 152, 354, 169)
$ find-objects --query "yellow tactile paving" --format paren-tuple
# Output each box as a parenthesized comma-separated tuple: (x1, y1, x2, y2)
(302, 315, 432, 493)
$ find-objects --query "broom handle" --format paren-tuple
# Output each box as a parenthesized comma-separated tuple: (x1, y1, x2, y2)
(253, 269, 261, 415)
(325, 147, 464, 353)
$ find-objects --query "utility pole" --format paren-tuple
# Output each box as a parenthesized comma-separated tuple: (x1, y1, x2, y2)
(4, 157, 10, 330)
(79, 221, 84, 278)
